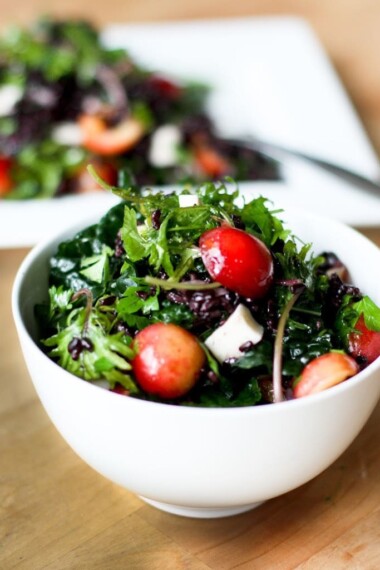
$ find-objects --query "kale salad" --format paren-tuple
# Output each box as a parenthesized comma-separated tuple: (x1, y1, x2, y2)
(0, 18, 278, 199)
(35, 178, 380, 407)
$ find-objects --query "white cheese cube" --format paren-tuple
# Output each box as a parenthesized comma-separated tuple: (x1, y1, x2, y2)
(51, 122, 84, 146)
(205, 304, 264, 363)
(148, 124, 181, 167)
(0, 84, 23, 116)
(178, 194, 200, 208)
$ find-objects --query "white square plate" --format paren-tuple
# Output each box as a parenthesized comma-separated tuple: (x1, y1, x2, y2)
(1, 16, 379, 248)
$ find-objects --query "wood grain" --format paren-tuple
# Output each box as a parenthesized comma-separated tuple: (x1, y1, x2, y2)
(2, 2, 380, 568)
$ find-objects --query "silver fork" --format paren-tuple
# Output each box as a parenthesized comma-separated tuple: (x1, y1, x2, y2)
(228, 137, 380, 195)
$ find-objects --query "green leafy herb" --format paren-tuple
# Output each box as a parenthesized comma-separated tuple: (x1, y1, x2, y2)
(43, 306, 137, 391)
(241, 196, 289, 247)
(36, 180, 380, 407)
(80, 245, 113, 284)
(353, 296, 380, 332)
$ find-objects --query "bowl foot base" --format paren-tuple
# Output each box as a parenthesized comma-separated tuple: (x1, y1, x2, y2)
(139, 497, 264, 518)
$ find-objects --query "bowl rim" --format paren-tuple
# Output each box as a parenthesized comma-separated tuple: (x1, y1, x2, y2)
(12, 204, 380, 417)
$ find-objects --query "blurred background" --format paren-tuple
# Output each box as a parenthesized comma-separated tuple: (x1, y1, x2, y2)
(2, 0, 380, 154)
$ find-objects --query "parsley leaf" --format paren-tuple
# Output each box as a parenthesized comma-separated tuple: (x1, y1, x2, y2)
(353, 296, 380, 332)
(120, 207, 147, 262)
(80, 245, 113, 284)
(117, 286, 159, 317)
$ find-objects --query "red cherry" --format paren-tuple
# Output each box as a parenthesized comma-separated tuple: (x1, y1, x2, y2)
(199, 226, 274, 298)
(348, 315, 380, 365)
(293, 352, 359, 398)
(0, 156, 13, 196)
(132, 323, 205, 399)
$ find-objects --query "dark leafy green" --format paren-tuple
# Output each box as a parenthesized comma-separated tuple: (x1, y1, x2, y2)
(36, 180, 378, 407)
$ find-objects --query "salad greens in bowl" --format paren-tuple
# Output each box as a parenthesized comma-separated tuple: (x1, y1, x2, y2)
(12, 179, 380, 518)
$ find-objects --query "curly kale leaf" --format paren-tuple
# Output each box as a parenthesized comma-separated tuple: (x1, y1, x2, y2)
(49, 202, 125, 297)
(232, 340, 273, 372)
(282, 329, 333, 376)
(193, 378, 262, 408)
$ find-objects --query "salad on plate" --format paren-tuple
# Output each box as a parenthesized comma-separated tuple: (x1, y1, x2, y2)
(35, 177, 380, 406)
(0, 18, 278, 199)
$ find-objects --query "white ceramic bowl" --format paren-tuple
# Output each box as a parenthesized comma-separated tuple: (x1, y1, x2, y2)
(12, 207, 380, 518)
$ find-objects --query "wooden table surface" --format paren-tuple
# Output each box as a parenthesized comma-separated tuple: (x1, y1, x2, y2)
(2, 2, 380, 568)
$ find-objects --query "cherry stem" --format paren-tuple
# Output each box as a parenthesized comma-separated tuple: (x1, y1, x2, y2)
(273, 289, 304, 403)
(71, 288, 94, 333)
